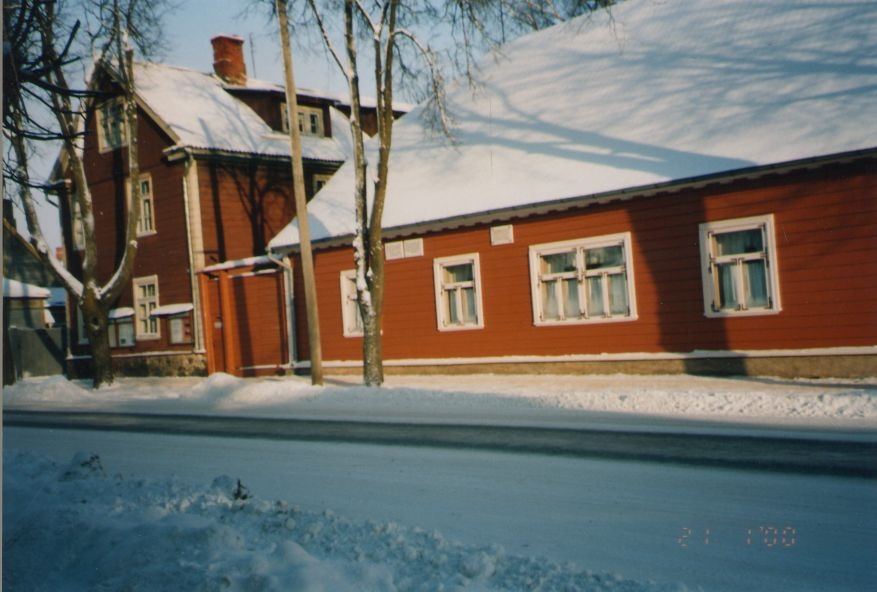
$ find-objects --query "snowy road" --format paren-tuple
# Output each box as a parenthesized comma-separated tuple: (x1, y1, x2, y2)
(5, 410, 877, 477)
(6, 424, 876, 591)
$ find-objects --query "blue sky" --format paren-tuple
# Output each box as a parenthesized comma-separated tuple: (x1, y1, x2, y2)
(163, 0, 349, 93)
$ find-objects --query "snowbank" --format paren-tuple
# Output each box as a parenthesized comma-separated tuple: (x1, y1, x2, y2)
(4, 373, 877, 434)
(2, 450, 685, 591)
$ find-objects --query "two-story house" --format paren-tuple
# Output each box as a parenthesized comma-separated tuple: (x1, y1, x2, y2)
(57, 35, 403, 377)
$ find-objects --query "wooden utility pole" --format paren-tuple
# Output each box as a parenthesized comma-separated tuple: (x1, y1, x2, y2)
(275, 0, 324, 385)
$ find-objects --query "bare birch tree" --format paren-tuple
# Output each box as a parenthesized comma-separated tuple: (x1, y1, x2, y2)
(3, 0, 170, 387)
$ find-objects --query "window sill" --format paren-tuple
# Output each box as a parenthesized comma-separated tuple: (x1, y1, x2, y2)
(533, 315, 638, 327)
(703, 308, 781, 319)
(135, 335, 161, 341)
(437, 323, 484, 332)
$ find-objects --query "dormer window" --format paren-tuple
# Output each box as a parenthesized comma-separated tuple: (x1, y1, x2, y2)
(96, 97, 126, 152)
(280, 103, 325, 137)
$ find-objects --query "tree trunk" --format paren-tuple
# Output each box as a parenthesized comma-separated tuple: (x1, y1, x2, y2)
(276, 0, 324, 385)
(362, 313, 384, 386)
(80, 291, 114, 388)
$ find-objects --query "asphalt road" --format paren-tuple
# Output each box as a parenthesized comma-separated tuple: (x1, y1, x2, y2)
(5, 410, 876, 478)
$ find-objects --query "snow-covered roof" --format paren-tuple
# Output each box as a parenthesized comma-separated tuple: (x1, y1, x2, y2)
(269, 0, 877, 249)
(133, 62, 353, 161)
(3, 278, 51, 299)
(150, 303, 194, 317)
(108, 307, 135, 320)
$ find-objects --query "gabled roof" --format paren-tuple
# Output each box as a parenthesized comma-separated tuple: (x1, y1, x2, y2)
(132, 62, 353, 162)
(270, 0, 877, 249)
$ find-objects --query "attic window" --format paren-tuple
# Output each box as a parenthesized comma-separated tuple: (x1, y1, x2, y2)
(312, 174, 333, 196)
(96, 97, 126, 152)
(280, 103, 325, 137)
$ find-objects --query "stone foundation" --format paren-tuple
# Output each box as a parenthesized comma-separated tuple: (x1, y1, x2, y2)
(67, 353, 208, 379)
(322, 354, 877, 380)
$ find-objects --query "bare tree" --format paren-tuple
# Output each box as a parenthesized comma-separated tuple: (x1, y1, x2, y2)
(3, 0, 170, 388)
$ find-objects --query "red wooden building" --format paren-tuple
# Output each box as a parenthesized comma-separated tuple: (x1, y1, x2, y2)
(268, 0, 877, 378)
(57, 35, 403, 376)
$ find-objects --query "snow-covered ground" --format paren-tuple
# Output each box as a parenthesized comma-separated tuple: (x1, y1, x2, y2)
(5, 372, 877, 433)
(4, 373, 877, 591)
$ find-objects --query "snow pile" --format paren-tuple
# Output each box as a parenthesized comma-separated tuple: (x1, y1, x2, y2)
(2, 451, 685, 592)
(5, 373, 877, 431)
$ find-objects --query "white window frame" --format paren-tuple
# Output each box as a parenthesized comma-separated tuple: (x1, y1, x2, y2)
(339, 270, 363, 337)
(281, 103, 325, 137)
(96, 97, 126, 153)
(433, 254, 485, 331)
(133, 275, 160, 340)
(298, 105, 324, 137)
(312, 173, 333, 195)
(529, 232, 637, 326)
(699, 214, 781, 317)
(126, 173, 157, 236)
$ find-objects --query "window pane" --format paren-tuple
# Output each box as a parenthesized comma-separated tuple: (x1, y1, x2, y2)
(562, 277, 579, 318)
(587, 276, 604, 317)
(609, 273, 628, 315)
(463, 286, 477, 324)
(447, 289, 460, 325)
(745, 259, 769, 308)
(541, 251, 576, 274)
(585, 245, 623, 269)
(542, 280, 559, 320)
(119, 321, 134, 346)
(714, 228, 763, 256)
(717, 262, 738, 309)
(444, 263, 473, 283)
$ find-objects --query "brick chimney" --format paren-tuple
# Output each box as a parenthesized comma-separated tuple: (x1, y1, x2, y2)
(211, 34, 247, 85)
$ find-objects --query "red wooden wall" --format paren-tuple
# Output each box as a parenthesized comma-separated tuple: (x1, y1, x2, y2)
(301, 159, 876, 364)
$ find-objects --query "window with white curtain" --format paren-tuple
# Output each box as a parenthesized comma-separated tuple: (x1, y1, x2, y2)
(529, 233, 636, 325)
(699, 215, 780, 316)
(339, 270, 363, 337)
(433, 254, 484, 331)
